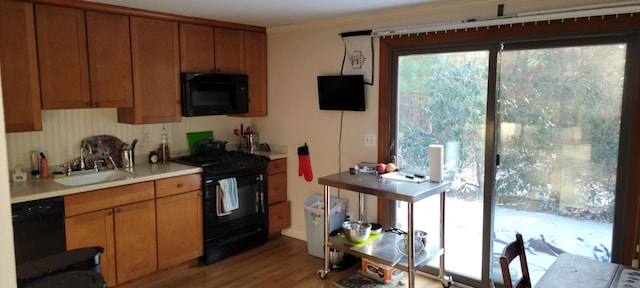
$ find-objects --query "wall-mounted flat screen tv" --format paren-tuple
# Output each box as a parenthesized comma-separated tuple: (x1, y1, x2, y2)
(317, 75, 365, 111)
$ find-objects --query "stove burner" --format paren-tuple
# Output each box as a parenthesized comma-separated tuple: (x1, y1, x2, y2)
(171, 151, 269, 175)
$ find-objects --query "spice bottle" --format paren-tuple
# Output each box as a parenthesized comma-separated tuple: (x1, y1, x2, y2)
(157, 127, 170, 163)
(149, 151, 158, 164)
(39, 152, 49, 178)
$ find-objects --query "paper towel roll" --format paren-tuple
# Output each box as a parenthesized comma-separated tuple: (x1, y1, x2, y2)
(429, 144, 444, 182)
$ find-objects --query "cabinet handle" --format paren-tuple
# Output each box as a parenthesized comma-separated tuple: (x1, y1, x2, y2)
(93, 102, 100, 107)
(116, 208, 122, 213)
(177, 183, 184, 188)
(106, 210, 113, 216)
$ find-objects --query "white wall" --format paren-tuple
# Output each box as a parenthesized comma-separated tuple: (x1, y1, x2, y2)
(256, 0, 617, 240)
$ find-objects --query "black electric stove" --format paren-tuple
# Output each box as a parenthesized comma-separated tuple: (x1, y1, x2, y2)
(170, 151, 271, 264)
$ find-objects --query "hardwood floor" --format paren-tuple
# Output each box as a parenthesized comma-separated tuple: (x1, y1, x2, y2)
(117, 235, 443, 288)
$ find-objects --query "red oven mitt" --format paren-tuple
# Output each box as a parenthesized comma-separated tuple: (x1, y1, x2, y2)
(298, 143, 313, 182)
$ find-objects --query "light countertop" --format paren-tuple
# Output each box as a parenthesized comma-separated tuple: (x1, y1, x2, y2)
(253, 150, 287, 160)
(10, 162, 201, 204)
(10, 149, 287, 204)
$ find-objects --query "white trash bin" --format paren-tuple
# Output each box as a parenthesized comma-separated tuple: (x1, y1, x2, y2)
(304, 194, 347, 258)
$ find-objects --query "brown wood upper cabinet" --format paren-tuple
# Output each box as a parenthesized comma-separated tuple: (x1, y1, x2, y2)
(241, 31, 267, 117)
(179, 25, 244, 74)
(86, 11, 133, 108)
(35, 4, 91, 109)
(179, 23, 215, 73)
(0, 0, 42, 133)
(179, 25, 267, 116)
(118, 17, 181, 124)
(214, 28, 245, 74)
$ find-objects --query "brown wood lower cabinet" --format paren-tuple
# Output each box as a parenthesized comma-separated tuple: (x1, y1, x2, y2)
(65, 181, 157, 286)
(269, 201, 291, 235)
(267, 158, 290, 236)
(156, 191, 202, 269)
(64, 208, 117, 285)
(155, 174, 203, 270)
(113, 200, 157, 283)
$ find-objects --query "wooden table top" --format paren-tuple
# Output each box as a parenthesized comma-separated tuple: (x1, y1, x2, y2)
(534, 253, 640, 288)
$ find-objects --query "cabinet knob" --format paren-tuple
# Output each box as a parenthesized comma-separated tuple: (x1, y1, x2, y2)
(177, 183, 184, 188)
(93, 102, 100, 107)
(116, 208, 122, 213)
(106, 210, 113, 216)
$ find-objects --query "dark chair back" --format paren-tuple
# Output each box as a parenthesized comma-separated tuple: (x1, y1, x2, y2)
(499, 233, 531, 288)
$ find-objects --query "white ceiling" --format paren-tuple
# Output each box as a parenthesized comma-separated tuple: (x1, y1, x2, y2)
(85, 0, 444, 27)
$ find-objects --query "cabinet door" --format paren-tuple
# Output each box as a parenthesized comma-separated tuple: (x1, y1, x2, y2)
(0, 0, 42, 132)
(269, 201, 291, 236)
(86, 11, 133, 108)
(214, 28, 244, 73)
(35, 4, 90, 109)
(156, 190, 203, 269)
(114, 200, 157, 283)
(179, 23, 215, 73)
(121, 17, 180, 124)
(268, 158, 286, 175)
(268, 172, 287, 204)
(65, 209, 117, 286)
(240, 31, 267, 117)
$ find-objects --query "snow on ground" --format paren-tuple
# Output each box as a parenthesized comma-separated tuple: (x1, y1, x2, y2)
(397, 196, 613, 285)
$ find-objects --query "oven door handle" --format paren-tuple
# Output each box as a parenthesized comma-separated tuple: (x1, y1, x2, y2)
(256, 191, 265, 213)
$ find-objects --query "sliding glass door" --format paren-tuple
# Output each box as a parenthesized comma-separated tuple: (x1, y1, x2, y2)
(493, 41, 626, 285)
(390, 36, 630, 287)
(393, 48, 492, 287)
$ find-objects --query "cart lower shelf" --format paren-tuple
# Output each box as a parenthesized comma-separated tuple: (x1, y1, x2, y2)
(327, 231, 443, 272)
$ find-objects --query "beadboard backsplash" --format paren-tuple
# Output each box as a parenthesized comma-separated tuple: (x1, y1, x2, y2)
(6, 109, 249, 173)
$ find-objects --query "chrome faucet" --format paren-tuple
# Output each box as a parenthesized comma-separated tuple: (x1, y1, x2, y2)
(80, 148, 86, 170)
(60, 164, 73, 176)
(108, 156, 118, 170)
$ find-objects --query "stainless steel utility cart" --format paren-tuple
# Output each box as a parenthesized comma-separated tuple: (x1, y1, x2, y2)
(316, 171, 452, 288)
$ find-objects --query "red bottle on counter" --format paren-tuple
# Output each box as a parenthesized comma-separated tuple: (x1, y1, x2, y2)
(39, 152, 49, 178)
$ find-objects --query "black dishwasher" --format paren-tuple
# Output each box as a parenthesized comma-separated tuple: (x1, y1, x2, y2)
(12, 197, 66, 264)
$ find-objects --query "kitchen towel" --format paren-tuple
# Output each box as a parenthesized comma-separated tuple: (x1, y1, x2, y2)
(217, 177, 238, 216)
(298, 143, 313, 182)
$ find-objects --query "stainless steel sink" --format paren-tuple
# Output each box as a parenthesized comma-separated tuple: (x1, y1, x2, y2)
(53, 170, 136, 186)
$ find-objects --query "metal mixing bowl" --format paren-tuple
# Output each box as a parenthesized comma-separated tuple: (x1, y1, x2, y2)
(329, 248, 345, 267)
(342, 221, 372, 243)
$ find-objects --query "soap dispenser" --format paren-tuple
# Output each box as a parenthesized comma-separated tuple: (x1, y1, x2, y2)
(39, 152, 49, 178)
(158, 127, 170, 163)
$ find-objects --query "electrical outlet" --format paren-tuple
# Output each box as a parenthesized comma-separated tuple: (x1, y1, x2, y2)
(364, 133, 376, 147)
(141, 132, 152, 146)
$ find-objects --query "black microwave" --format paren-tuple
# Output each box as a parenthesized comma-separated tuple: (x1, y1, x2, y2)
(180, 73, 249, 116)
